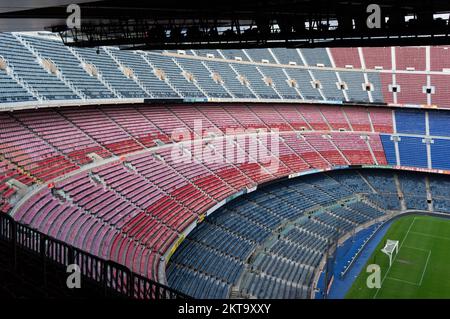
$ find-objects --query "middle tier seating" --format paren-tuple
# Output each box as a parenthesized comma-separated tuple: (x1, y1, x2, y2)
(7, 104, 398, 284)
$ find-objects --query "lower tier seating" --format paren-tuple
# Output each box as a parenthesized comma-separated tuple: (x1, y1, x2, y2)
(167, 169, 450, 299)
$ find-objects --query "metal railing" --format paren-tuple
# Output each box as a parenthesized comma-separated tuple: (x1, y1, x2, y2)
(0, 213, 189, 299)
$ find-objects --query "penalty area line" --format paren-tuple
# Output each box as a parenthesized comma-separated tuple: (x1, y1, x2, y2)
(410, 231, 450, 241)
(402, 245, 429, 252)
(385, 276, 419, 286)
(418, 250, 431, 286)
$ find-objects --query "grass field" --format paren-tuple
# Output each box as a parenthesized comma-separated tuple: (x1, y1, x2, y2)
(346, 215, 450, 299)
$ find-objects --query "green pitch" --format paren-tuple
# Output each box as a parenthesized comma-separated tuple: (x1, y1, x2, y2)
(346, 215, 450, 299)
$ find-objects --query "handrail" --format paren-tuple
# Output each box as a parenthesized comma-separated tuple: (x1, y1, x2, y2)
(0, 213, 190, 300)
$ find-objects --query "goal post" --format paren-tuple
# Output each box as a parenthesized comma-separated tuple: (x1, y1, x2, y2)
(381, 239, 399, 267)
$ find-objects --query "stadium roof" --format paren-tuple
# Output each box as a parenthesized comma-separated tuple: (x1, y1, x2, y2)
(1, 0, 450, 48)
(0, 0, 97, 31)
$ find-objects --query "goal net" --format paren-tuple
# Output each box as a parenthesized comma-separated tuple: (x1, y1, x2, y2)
(381, 239, 399, 267)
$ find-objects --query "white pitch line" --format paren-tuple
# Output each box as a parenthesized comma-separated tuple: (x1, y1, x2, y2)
(410, 231, 450, 241)
(373, 217, 416, 299)
(386, 276, 419, 286)
(403, 245, 430, 252)
(419, 250, 432, 286)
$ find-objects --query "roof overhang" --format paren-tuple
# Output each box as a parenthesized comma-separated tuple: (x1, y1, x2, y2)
(0, 0, 98, 31)
(2, 0, 450, 48)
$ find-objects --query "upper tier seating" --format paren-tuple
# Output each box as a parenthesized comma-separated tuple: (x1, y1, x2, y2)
(257, 65, 300, 100)
(310, 70, 345, 101)
(3, 36, 450, 109)
(329, 48, 362, 69)
(174, 57, 231, 98)
(395, 47, 426, 71)
(0, 69, 35, 103)
(284, 68, 323, 101)
(366, 73, 385, 103)
(395, 73, 428, 105)
(202, 60, 256, 99)
(73, 47, 146, 98)
(300, 48, 332, 67)
(430, 46, 450, 72)
(106, 48, 179, 98)
(362, 47, 392, 70)
(232, 63, 280, 99)
(220, 49, 250, 61)
(271, 48, 304, 66)
(339, 71, 370, 102)
(193, 49, 222, 58)
(430, 75, 450, 109)
(245, 49, 277, 64)
(19, 35, 115, 100)
(0, 33, 78, 101)
(144, 53, 206, 99)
